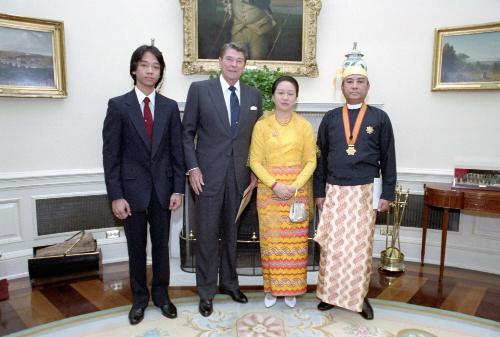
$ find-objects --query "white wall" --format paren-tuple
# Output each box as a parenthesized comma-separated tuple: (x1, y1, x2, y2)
(1, 0, 500, 172)
(1, 0, 500, 280)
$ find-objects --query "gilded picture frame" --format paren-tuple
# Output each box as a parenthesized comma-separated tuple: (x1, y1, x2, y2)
(432, 22, 500, 91)
(179, 0, 321, 77)
(0, 13, 67, 98)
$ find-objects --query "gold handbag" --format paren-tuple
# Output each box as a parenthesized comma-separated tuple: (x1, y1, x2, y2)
(289, 190, 308, 223)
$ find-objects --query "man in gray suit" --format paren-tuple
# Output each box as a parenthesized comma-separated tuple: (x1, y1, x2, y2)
(183, 42, 262, 317)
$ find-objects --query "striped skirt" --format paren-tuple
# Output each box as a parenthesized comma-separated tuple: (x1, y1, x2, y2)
(314, 183, 376, 312)
(257, 165, 309, 296)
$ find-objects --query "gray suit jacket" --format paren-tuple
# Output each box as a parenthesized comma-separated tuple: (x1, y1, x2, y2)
(183, 77, 262, 196)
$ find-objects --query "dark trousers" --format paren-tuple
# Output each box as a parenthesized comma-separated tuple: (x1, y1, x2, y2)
(195, 163, 240, 301)
(123, 190, 171, 309)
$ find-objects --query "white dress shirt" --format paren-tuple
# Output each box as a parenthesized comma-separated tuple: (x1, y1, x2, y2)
(134, 86, 156, 119)
(219, 76, 241, 125)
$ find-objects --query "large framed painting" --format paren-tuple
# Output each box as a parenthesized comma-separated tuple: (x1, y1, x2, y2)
(180, 0, 321, 77)
(432, 22, 500, 91)
(0, 13, 67, 98)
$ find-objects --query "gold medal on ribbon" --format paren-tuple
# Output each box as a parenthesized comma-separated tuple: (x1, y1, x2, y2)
(342, 104, 367, 156)
(346, 145, 356, 155)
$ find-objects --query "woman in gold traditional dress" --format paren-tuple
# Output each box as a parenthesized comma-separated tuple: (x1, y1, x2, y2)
(249, 76, 316, 308)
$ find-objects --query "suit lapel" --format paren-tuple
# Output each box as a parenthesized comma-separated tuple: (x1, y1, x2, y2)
(125, 90, 150, 151)
(151, 95, 167, 158)
(209, 78, 231, 136)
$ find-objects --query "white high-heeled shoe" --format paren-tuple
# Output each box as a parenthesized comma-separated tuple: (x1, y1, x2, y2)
(284, 296, 296, 308)
(264, 293, 277, 308)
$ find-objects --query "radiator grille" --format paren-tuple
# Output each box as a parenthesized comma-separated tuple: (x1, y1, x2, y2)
(36, 194, 119, 235)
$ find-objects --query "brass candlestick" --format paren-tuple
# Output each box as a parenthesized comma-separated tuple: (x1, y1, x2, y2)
(379, 185, 409, 272)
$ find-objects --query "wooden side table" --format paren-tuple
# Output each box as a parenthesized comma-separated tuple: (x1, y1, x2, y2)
(421, 183, 500, 281)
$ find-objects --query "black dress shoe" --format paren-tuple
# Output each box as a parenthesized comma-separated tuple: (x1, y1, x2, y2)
(199, 300, 213, 317)
(159, 302, 177, 319)
(219, 288, 248, 303)
(359, 298, 374, 320)
(128, 307, 145, 325)
(317, 301, 335, 311)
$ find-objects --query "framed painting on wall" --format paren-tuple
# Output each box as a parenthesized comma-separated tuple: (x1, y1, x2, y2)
(180, 0, 321, 77)
(432, 21, 500, 91)
(0, 13, 67, 98)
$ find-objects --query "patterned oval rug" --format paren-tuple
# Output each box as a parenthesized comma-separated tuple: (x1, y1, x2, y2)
(5, 293, 499, 337)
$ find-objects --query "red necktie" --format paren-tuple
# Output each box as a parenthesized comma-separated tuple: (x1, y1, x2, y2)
(143, 97, 153, 143)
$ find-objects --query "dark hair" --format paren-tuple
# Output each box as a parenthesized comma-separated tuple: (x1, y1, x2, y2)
(129, 45, 165, 88)
(219, 42, 248, 62)
(272, 75, 299, 96)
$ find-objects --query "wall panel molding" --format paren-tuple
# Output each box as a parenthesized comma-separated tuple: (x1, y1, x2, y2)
(1, 167, 498, 279)
(0, 169, 104, 190)
(472, 214, 500, 239)
(0, 198, 22, 245)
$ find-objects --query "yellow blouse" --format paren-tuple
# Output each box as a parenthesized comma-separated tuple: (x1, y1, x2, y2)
(249, 111, 317, 189)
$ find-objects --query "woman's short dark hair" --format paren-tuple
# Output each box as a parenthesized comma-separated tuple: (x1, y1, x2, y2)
(130, 45, 165, 88)
(219, 42, 248, 62)
(272, 75, 299, 96)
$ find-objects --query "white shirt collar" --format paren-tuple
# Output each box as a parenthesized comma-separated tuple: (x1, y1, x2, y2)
(219, 76, 240, 92)
(347, 103, 363, 110)
(134, 86, 156, 107)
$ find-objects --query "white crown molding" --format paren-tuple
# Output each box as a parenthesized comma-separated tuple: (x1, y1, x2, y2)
(0, 169, 105, 190)
(0, 167, 452, 182)
(0, 167, 454, 195)
(296, 102, 385, 112)
(177, 101, 385, 113)
(297, 102, 337, 112)
(0, 168, 103, 180)
(396, 168, 454, 194)
(398, 167, 454, 179)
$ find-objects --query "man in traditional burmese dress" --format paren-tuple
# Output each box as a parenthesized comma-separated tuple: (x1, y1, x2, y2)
(313, 50, 397, 320)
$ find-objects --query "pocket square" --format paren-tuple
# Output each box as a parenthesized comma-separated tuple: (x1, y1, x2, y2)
(250, 106, 257, 110)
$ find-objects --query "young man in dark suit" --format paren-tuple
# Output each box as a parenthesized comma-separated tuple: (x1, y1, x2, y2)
(183, 42, 262, 317)
(102, 45, 184, 325)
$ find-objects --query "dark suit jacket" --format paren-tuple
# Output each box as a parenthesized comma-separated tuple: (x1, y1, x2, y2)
(103, 89, 185, 211)
(182, 77, 262, 196)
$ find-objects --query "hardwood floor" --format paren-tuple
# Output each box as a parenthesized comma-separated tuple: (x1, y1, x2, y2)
(1, 259, 499, 336)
